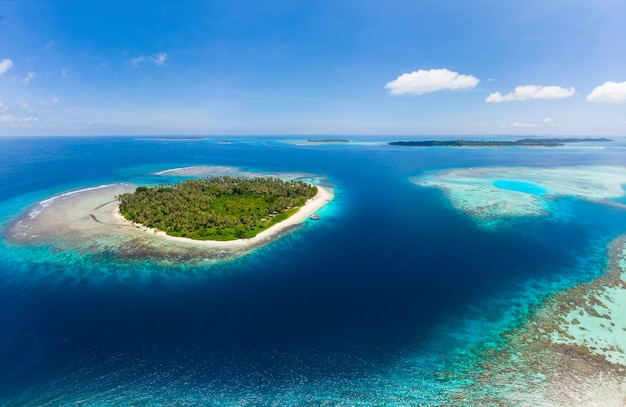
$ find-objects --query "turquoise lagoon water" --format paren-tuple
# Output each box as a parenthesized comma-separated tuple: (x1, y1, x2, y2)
(1, 136, 626, 405)
(493, 180, 549, 195)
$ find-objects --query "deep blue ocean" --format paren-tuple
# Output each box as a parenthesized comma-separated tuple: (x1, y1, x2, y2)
(1, 136, 626, 405)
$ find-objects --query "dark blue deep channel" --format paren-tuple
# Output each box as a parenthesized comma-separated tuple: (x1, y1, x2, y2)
(1, 136, 626, 405)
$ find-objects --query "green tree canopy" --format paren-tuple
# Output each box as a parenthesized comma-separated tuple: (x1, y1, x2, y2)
(117, 176, 317, 241)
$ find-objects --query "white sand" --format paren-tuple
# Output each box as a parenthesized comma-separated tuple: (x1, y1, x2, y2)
(113, 185, 334, 249)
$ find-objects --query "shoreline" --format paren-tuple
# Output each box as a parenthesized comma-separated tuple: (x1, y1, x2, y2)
(113, 185, 334, 249)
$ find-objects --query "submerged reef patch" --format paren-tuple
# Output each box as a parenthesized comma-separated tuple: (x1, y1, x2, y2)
(446, 234, 626, 406)
(413, 166, 626, 223)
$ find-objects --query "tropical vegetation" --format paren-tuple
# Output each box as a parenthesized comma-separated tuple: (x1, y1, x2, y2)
(117, 176, 318, 241)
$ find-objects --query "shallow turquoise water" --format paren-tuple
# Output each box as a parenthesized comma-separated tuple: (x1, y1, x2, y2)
(493, 179, 549, 195)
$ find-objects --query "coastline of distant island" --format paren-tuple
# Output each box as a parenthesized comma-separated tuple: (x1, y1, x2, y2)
(307, 139, 351, 143)
(389, 137, 613, 147)
(138, 137, 208, 141)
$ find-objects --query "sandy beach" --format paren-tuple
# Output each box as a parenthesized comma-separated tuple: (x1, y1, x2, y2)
(6, 182, 334, 265)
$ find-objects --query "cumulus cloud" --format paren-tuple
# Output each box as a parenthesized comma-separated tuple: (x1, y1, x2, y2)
(486, 85, 575, 102)
(0, 58, 13, 75)
(586, 81, 626, 103)
(385, 68, 479, 95)
(131, 52, 168, 67)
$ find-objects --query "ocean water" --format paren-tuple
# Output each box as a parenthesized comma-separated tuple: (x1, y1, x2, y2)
(1, 136, 626, 405)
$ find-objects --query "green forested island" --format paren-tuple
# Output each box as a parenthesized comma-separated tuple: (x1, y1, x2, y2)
(117, 176, 318, 241)
(389, 138, 612, 147)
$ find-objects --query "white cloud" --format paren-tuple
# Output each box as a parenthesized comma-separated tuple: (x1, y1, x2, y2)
(486, 85, 575, 102)
(151, 52, 167, 65)
(586, 81, 626, 103)
(504, 118, 562, 128)
(130, 56, 145, 66)
(0, 58, 13, 76)
(0, 114, 39, 126)
(131, 52, 168, 67)
(23, 71, 35, 84)
(511, 122, 539, 128)
(385, 68, 479, 95)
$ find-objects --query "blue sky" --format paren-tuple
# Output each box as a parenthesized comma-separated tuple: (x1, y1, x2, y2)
(0, 0, 625, 136)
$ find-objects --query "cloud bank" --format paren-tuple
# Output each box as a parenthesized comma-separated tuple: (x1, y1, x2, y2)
(586, 81, 626, 103)
(0, 59, 13, 75)
(486, 85, 575, 102)
(385, 68, 479, 95)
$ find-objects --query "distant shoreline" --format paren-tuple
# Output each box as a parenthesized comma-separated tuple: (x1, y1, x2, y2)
(137, 137, 207, 141)
(307, 139, 351, 143)
(389, 137, 612, 147)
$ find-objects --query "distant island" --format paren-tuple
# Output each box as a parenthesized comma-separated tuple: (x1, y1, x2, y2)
(117, 176, 318, 241)
(307, 139, 351, 143)
(389, 138, 612, 147)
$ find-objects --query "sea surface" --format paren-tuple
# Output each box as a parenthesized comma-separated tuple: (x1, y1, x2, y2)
(1, 136, 626, 405)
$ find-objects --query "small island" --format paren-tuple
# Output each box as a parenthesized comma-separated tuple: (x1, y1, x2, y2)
(117, 176, 318, 241)
(389, 137, 612, 147)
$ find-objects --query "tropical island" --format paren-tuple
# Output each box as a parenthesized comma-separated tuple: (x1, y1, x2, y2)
(389, 137, 612, 147)
(5, 166, 333, 265)
(117, 176, 318, 241)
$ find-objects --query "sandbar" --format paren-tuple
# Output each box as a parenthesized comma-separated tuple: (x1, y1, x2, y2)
(5, 182, 333, 265)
